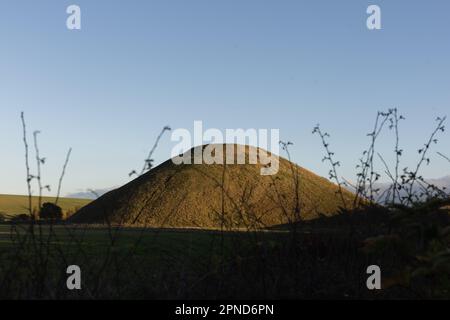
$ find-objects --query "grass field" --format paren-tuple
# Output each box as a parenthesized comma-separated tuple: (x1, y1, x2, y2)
(0, 194, 91, 217)
(0, 198, 449, 299)
(2, 222, 381, 300)
(0, 223, 297, 299)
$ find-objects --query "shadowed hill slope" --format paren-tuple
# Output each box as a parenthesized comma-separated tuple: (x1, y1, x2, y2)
(70, 144, 354, 229)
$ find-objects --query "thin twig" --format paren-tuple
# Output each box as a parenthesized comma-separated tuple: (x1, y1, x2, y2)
(33, 131, 43, 211)
(21, 112, 34, 218)
(138, 126, 171, 176)
(55, 148, 72, 205)
(437, 152, 450, 164)
(312, 125, 348, 210)
(404, 116, 446, 203)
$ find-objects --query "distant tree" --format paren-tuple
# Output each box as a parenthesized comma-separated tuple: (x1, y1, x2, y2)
(39, 202, 63, 221)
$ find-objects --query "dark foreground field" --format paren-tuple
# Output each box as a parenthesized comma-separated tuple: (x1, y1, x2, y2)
(1, 201, 449, 300)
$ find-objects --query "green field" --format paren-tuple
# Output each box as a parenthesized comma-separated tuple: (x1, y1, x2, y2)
(0, 198, 449, 299)
(3, 223, 376, 300)
(0, 194, 91, 217)
(0, 223, 294, 299)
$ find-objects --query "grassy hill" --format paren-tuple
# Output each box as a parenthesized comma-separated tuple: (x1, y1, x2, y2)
(0, 194, 91, 218)
(71, 144, 354, 228)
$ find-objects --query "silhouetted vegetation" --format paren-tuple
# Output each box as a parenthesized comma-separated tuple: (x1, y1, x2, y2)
(0, 110, 448, 299)
(10, 214, 32, 223)
(39, 203, 63, 221)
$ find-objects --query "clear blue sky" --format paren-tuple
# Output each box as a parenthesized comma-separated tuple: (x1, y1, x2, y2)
(1, 0, 449, 196)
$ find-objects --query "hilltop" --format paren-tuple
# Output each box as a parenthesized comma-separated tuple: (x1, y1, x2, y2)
(70, 144, 354, 229)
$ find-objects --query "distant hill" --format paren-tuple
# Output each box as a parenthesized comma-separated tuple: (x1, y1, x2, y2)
(373, 175, 450, 203)
(70, 144, 354, 229)
(0, 194, 91, 218)
(66, 188, 115, 200)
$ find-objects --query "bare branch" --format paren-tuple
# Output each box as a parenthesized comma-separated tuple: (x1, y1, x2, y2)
(21, 112, 34, 218)
(55, 148, 72, 205)
(33, 130, 43, 211)
(437, 152, 450, 164)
